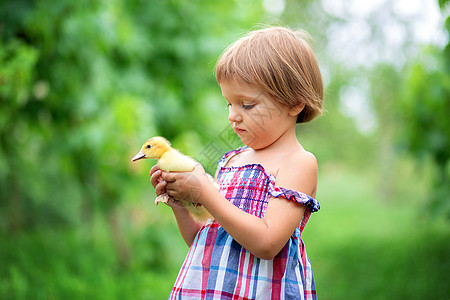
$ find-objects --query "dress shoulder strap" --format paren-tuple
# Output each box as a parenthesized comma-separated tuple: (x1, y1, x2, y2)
(217, 146, 249, 168)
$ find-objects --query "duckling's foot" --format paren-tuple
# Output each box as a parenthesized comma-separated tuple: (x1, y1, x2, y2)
(155, 194, 170, 206)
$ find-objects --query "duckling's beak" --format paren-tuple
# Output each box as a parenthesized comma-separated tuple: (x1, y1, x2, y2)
(131, 150, 146, 162)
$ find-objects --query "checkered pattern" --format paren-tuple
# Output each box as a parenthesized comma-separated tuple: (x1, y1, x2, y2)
(169, 148, 320, 300)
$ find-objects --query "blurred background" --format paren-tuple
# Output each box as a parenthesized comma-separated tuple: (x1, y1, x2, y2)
(1, 0, 449, 299)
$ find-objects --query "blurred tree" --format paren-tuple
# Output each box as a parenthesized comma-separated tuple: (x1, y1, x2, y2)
(396, 0, 450, 217)
(281, 0, 380, 168)
(281, 0, 449, 214)
(0, 0, 263, 266)
(1, 0, 448, 298)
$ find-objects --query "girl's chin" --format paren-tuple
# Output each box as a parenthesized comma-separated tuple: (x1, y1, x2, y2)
(240, 136, 259, 149)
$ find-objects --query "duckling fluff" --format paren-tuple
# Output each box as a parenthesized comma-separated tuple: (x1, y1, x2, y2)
(132, 136, 214, 222)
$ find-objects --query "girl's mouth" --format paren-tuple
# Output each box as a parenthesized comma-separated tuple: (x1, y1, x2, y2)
(233, 127, 245, 135)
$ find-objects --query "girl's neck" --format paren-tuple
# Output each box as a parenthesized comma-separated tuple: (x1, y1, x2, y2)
(253, 125, 302, 154)
(230, 128, 304, 176)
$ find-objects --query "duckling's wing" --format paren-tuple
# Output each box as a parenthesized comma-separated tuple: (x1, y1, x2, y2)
(157, 150, 196, 172)
(185, 204, 213, 222)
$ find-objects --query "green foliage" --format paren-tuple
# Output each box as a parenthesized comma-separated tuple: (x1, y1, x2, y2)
(0, 0, 263, 297)
(1, 0, 449, 298)
(396, 7, 450, 217)
(0, 218, 186, 299)
(304, 167, 450, 300)
(0, 0, 263, 231)
(439, 0, 450, 10)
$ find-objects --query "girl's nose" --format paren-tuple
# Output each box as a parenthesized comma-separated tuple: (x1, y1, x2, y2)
(228, 106, 243, 123)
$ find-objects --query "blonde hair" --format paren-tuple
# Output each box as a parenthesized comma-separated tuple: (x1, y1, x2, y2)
(215, 27, 324, 123)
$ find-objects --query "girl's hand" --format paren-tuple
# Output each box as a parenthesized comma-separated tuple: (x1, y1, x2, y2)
(150, 165, 186, 209)
(149, 165, 166, 197)
(152, 165, 207, 246)
(162, 164, 211, 204)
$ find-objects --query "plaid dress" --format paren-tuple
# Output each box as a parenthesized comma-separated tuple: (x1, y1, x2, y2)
(169, 148, 320, 300)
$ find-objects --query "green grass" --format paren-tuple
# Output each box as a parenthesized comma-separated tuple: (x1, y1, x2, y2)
(1, 165, 449, 299)
(0, 209, 186, 300)
(303, 164, 450, 300)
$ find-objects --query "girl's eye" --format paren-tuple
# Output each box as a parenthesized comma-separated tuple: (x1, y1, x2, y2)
(225, 102, 254, 110)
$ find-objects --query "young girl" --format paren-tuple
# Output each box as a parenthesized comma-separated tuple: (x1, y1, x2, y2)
(150, 26, 324, 300)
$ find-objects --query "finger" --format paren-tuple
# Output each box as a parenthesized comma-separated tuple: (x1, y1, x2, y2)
(165, 179, 181, 191)
(165, 184, 180, 199)
(155, 181, 167, 196)
(161, 171, 178, 182)
(149, 165, 161, 175)
(150, 169, 162, 187)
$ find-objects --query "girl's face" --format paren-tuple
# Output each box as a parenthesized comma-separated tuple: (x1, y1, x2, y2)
(220, 79, 299, 150)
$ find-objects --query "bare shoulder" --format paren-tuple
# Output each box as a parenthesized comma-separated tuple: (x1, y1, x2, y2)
(275, 150, 318, 197)
(280, 149, 317, 174)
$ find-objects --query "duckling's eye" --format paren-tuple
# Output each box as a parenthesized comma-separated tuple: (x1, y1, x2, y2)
(146, 145, 151, 149)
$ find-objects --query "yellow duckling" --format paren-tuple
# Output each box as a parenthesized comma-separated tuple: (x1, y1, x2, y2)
(131, 136, 213, 222)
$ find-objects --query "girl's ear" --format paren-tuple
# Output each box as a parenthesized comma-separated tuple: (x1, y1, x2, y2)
(288, 103, 305, 117)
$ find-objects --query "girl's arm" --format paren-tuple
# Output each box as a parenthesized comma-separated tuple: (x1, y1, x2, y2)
(150, 166, 204, 246)
(163, 154, 318, 260)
